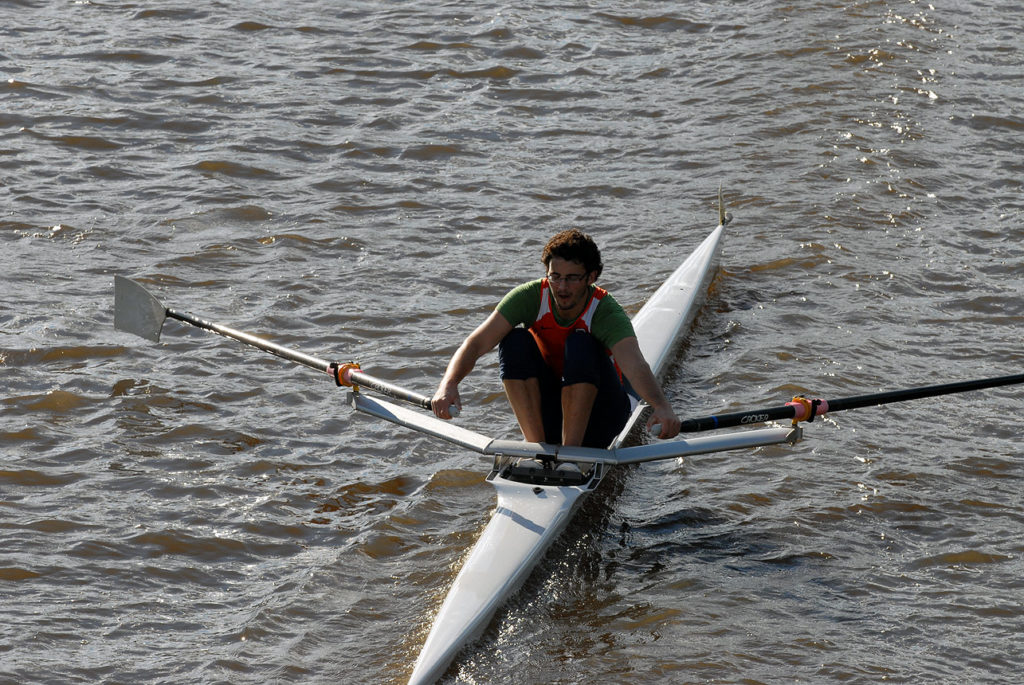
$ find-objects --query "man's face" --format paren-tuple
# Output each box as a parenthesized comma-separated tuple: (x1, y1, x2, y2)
(545, 257, 596, 317)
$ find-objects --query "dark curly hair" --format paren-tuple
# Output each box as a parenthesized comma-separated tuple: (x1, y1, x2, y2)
(541, 229, 603, 279)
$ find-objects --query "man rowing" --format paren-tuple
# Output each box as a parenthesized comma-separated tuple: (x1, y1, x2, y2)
(431, 229, 681, 447)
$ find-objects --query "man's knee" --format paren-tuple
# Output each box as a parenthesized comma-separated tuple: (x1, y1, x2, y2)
(499, 328, 541, 380)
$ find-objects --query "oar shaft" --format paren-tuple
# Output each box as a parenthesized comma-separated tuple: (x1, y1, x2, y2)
(679, 405, 796, 433)
(824, 373, 1024, 413)
(343, 368, 434, 411)
(167, 308, 332, 373)
(166, 308, 439, 411)
(116, 277, 446, 415)
(680, 372, 1024, 433)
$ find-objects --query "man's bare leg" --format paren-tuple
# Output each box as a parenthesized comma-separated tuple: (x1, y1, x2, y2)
(561, 382, 598, 447)
(502, 377, 546, 443)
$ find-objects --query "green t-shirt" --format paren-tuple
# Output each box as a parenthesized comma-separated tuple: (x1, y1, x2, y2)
(495, 279, 636, 351)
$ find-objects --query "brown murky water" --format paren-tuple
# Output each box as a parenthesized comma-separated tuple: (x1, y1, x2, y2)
(2, 1, 1021, 683)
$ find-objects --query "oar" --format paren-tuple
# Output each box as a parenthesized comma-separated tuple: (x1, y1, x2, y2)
(677, 372, 1024, 433)
(113, 275, 456, 415)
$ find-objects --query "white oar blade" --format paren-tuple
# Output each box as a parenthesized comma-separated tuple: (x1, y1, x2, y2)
(114, 275, 167, 342)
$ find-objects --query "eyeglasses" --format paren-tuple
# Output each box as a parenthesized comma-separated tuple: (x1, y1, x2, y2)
(546, 272, 589, 284)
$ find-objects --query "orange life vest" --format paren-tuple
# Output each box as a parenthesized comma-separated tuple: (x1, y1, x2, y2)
(529, 279, 614, 378)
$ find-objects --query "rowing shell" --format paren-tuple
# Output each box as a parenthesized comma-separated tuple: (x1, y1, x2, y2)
(386, 217, 726, 684)
(352, 213, 795, 680)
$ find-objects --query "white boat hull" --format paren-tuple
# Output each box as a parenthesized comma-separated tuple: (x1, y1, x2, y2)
(407, 476, 591, 685)
(407, 223, 725, 684)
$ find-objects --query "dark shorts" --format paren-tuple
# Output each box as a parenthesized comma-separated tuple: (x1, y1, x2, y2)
(498, 328, 631, 447)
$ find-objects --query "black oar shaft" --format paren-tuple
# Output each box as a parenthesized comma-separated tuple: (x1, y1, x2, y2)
(679, 405, 797, 433)
(824, 373, 1024, 413)
(680, 372, 1024, 433)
